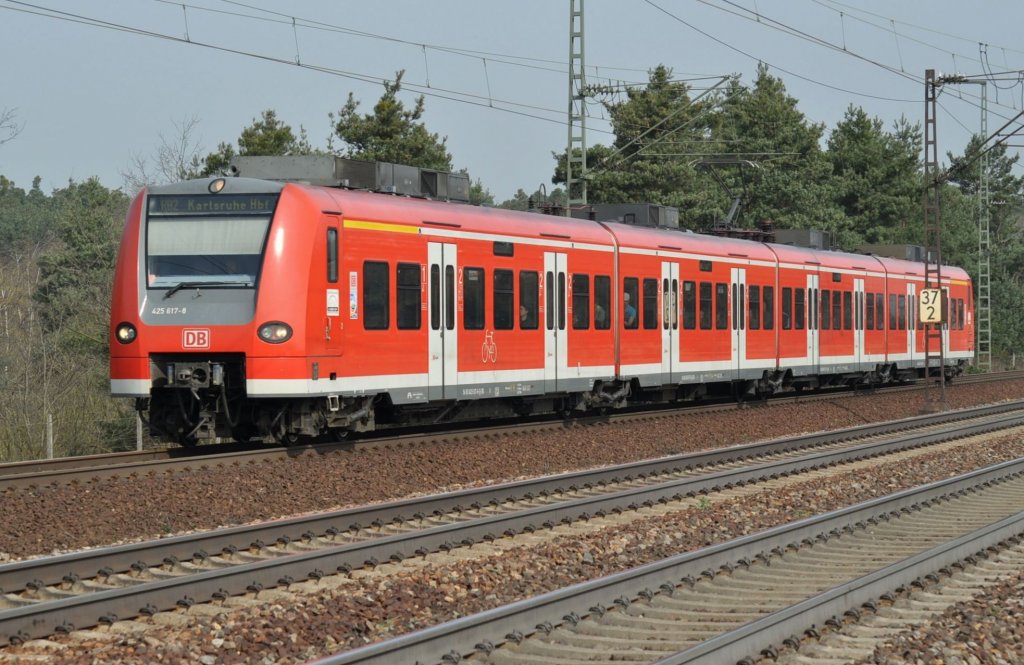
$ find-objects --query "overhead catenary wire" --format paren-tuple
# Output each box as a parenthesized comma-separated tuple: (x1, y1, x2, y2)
(2, 0, 725, 143)
(0, 0, 620, 135)
(674, 0, 1024, 173)
(641, 0, 917, 103)
(810, 0, 1024, 112)
(694, 0, 1024, 118)
(160, 0, 716, 88)
(700, 0, 919, 84)
(815, 0, 1024, 60)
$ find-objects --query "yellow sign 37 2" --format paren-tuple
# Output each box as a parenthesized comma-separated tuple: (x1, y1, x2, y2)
(919, 288, 944, 324)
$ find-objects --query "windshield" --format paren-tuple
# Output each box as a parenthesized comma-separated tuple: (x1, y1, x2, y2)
(145, 194, 276, 288)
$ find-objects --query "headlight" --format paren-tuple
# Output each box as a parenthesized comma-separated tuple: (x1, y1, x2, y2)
(258, 322, 292, 344)
(115, 322, 137, 344)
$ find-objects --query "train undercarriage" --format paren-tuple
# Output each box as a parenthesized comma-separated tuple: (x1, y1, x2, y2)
(140, 356, 969, 447)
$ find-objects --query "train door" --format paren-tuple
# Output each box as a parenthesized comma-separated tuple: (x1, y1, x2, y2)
(907, 282, 917, 363)
(324, 216, 341, 356)
(807, 272, 820, 372)
(427, 242, 458, 400)
(544, 252, 568, 391)
(854, 277, 865, 368)
(661, 261, 680, 383)
(942, 287, 951, 357)
(731, 267, 747, 374)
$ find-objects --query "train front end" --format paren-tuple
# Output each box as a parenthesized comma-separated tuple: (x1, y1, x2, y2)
(110, 177, 284, 445)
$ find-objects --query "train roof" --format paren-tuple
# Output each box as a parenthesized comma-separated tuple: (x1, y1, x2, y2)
(315, 185, 616, 246)
(767, 242, 886, 272)
(869, 254, 970, 281)
(603, 220, 778, 262)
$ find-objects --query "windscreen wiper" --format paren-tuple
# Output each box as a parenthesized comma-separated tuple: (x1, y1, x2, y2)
(162, 281, 248, 299)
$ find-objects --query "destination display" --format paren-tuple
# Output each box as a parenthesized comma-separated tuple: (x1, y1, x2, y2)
(148, 194, 278, 216)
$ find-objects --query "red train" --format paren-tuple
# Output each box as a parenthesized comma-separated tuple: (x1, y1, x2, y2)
(109, 157, 974, 445)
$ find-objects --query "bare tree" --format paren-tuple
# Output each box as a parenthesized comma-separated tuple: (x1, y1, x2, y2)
(121, 116, 205, 193)
(0, 107, 23, 146)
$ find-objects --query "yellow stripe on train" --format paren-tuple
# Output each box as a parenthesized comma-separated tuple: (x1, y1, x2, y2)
(343, 219, 421, 234)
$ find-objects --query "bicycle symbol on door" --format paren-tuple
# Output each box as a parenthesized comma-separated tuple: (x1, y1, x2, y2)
(481, 330, 498, 363)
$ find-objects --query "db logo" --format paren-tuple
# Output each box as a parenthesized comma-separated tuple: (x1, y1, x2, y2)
(182, 329, 210, 349)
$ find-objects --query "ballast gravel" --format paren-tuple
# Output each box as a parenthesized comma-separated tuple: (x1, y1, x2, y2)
(4, 400, 1024, 662)
(4, 381, 1024, 659)
(2, 380, 1023, 562)
(854, 570, 1024, 665)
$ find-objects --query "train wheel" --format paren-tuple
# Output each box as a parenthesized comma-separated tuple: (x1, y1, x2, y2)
(271, 424, 300, 446)
(276, 431, 299, 446)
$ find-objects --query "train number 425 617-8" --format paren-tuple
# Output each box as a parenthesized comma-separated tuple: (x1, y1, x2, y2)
(151, 307, 187, 315)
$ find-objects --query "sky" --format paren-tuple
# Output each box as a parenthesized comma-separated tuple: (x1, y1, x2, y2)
(1, 0, 1023, 202)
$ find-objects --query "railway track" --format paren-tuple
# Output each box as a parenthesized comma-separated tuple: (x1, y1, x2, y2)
(764, 542, 1024, 664)
(316, 456, 1024, 665)
(2, 399, 1023, 646)
(1, 370, 1020, 491)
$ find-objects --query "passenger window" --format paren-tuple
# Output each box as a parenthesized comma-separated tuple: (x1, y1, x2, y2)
(795, 287, 805, 330)
(782, 287, 792, 330)
(898, 294, 907, 330)
(464, 267, 485, 330)
(763, 286, 774, 330)
(643, 278, 659, 329)
(832, 291, 842, 331)
(699, 282, 712, 330)
(327, 228, 338, 283)
(809, 288, 817, 330)
(594, 275, 610, 330)
(445, 266, 455, 330)
(671, 278, 679, 330)
(683, 281, 696, 330)
(430, 265, 440, 330)
(493, 269, 514, 330)
(623, 277, 639, 330)
(396, 262, 421, 330)
(866, 292, 875, 330)
(958, 299, 965, 330)
(748, 285, 760, 330)
(842, 291, 852, 330)
(363, 260, 389, 330)
(821, 290, 831, 330)
(661, 278, 673, 330)
(558, 272, 566, 331)
(739, 285, 745, 329)
(889, 294, 897, 330)
(875, 293, 883, 330)
(572, 274, 590, 329)
(715, 283, 728, 330)
(546, 271, 555, 330)
(519, 271, 539, 330)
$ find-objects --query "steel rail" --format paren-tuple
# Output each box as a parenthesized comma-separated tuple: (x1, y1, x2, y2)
(654, 513, 1024, 664)
(2, 400, 1021, 597)
(2, 406, 1023, 644)
(310, 458, 1024, 665)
